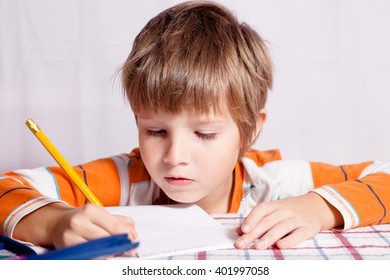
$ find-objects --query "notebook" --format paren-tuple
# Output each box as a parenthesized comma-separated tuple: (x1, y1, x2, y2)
(106, 204, 237, 259)
(0, 233, 138, 260)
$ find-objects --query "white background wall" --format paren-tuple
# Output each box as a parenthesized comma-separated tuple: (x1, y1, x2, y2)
(1, 0, 389, 173)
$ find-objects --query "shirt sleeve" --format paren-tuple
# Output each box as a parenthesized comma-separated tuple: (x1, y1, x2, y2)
(241, 156, 390, 230)
(0, 155, 124, 237)
(311, 161, 390, 230)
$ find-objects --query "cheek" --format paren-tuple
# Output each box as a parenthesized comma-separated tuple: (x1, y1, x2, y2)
(220, 129, 241, 158)
(139, 137, 161, 169)
(203, 136, 240, 171)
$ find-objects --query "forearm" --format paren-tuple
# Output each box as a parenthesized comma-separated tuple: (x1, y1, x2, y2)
(13, 202, 74, 248)
(306, 192, 343, 230)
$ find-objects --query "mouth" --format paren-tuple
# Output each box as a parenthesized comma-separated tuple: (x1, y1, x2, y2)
(164, 176, 194, 187)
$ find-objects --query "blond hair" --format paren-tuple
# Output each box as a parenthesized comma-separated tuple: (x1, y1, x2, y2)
(122, 1, 273, 155)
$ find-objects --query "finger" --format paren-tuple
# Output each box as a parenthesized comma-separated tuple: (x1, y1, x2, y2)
(112, 215, 138, 241)
(276, 227, 314, 249)
(91, 213, 137, 241)
(236, 226, 243, 236)
(240, 203, 277, 234)
(70, 205, 137, 241)
(58, 216, 136, 249)
(235, 210, 284, 249)
(252, 218, 299, 250)
(56, 206, 111, 246)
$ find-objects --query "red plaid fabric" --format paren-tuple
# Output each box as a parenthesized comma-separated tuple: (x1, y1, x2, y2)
(160, 213, 390, 260)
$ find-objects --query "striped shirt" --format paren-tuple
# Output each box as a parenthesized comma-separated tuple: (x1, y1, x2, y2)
(1, 148, 389, 238)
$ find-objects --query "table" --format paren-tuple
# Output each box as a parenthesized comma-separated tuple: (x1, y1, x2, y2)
(160, 213, 390, 260)
(2, 213, 389, 260)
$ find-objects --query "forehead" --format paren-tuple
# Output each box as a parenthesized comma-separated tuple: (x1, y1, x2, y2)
(136, 106, 235, 125)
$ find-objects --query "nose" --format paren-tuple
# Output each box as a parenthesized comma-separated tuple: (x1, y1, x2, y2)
(163, 136, 190, 166)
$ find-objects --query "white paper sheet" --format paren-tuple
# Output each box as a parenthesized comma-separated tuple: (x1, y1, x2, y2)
(106, 204, 237, 259)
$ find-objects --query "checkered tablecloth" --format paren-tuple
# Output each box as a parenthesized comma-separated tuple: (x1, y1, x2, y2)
(161, 213, 390, 260)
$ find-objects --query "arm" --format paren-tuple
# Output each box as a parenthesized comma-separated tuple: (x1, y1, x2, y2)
(235, 192, 342, 249)
(0, 155, 134, 248)
(311, 161, 390, 229)
(13, 202, 137, 249)
(235, 159, 390, 249)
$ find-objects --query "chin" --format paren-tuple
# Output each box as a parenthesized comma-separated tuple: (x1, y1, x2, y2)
(165, 192, 200, 204)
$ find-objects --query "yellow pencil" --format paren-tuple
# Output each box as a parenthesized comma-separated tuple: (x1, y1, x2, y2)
(26, 118, 103, 207)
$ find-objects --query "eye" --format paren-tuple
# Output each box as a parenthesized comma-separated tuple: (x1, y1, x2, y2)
(195, 131, 217, 141)
(145, 129, 167, 137)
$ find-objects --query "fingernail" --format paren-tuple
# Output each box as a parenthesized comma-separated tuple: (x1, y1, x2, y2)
(254, 239, 266, 250)
(241, 223, 250, 233)
(235, 237, 246, 248)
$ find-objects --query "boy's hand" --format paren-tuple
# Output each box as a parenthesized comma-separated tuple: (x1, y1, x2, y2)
(14, 203, 137, 250)
(234, 192, 343, 250)
(52, 204, 137, 248)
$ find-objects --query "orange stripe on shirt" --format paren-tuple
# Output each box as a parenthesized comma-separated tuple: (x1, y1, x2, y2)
(328, 172, 390, 227)
(228, 149, 282, 213)
(311, 161, 373, 188)
(47, 157, 122, 207)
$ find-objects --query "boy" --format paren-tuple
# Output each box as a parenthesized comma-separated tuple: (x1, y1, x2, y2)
(1, 1, 389, 251)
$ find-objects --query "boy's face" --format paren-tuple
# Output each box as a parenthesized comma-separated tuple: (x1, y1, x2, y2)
(137, 107, 241, 213)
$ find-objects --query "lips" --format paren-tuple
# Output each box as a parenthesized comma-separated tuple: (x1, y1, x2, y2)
(164, 176, 193, 187)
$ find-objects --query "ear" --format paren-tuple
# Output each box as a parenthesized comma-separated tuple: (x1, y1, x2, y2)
(242, 109, 268, 155)
(255, 109, 267, 137)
